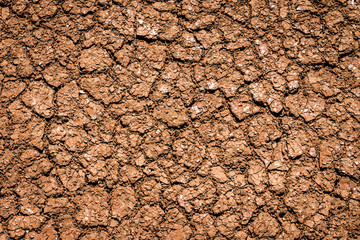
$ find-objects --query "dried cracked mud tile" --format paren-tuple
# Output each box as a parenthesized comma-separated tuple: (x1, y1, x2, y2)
(64, 130, 88, 152)
(319, 137, 342, 168)
(21, 81, 55, 118)
(57, 164, 86, 192)
(325, 102, 350, 122)
(250, 212, 280, 237)
(43, 197, 74, 216)
(24, 157, 52, 179)
(210, 166, 229, 183)
(43, 63, 70, 88)
(74, 187, 110, 227)
(55, 81, 80, 117)
(13, 185, 46, 219)
(335, 177, 359, 200)
(80, 74, 124, 105)
(338, 118, 360, 142)
(0, 195, 18, 219)
(133, 205, 164, 231)
(191, 213, 217, 238)
(311, 117, 339, 138)
(153, 98, 189, 128)
(8, 215, 46, 238)
(0, 80, 26, 103)
(38, 176, 63, 197)
(171, 44, 203, 62)
(79, 231, 109, 240)
(344, 97, 360, 122)
(163, 210, 194, 239)
(120, 113, 155, 134)
(248, 114, 282, 148)
(190, 96, 221, 120)
(285, 92, 326, 122)
(284, 191, 321, 224)
(79, 46, 113, 72)
(229, 98, 261, 122)
(249, 81, 285, 114)
(215, 213, 240, 238)
(305, 69, 341, 97)
(212, 191, 237, 215)
(110, 186, 136, 220)
(29, 41, 56, 67)
(335, 157, 360, 180)
(10, 116, 46, 149)
(247, 159, 268, 193)
(96, 5, 135, 35)
(8, 99, 33, 124)
(24, 222, 58, 240)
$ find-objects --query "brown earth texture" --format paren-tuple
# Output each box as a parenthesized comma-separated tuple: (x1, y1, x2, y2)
(0, 0, 360, 239)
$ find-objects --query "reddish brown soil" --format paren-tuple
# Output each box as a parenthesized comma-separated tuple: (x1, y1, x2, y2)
(0, 0, 360, 239)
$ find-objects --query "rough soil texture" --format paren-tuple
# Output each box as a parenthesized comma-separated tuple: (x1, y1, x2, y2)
(0, 0, 360, 239)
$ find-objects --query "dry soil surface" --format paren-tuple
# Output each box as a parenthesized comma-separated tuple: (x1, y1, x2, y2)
(0, 0, 360, 239)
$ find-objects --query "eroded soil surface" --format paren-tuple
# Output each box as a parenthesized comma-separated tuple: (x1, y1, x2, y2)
(1, 0, 360, 239)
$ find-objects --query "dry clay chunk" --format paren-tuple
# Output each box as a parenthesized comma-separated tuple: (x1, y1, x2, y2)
(21, 81, 55, 118)
(229, 99, 261, 121)
(79, 47, 113, 72)
(74, 188, 110, 226)
(286, 92, 325, 122)
(80, 75, 124, 105)
(153, 99, 189, 127)
(250, 212, 280, 237)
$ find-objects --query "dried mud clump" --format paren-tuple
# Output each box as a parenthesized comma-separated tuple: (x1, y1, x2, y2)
(0, 0, 360, 239)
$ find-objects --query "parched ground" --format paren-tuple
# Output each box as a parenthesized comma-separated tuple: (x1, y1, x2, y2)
(0, 0, 360, 239)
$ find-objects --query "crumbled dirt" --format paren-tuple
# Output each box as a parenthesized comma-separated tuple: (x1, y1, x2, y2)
(1, 0, 360, 239)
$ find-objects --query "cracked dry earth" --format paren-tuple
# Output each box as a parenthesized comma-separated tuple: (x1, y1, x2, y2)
(1, 0, 360, 239)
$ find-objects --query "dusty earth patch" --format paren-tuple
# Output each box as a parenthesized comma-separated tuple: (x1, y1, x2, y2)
(0, 0, 360, 239)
